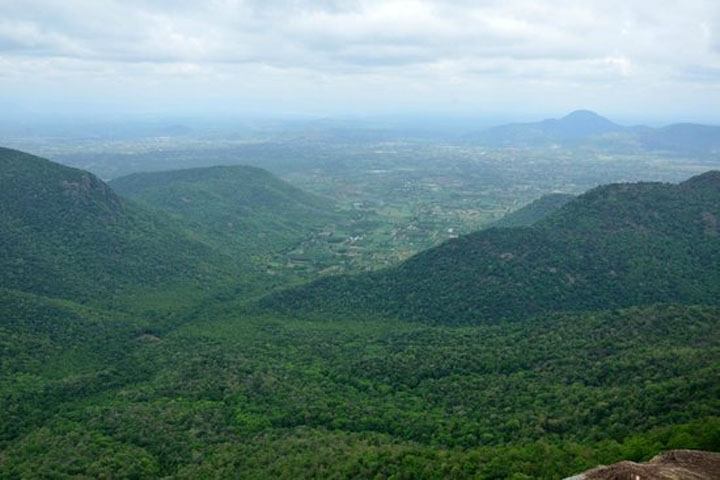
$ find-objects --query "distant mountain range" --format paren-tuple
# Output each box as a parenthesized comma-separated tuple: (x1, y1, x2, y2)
(466, 110, 720, 152)
(263, 170, 720, 323)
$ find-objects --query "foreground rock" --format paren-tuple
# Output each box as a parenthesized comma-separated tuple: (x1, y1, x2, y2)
(565, 450, 720, 480)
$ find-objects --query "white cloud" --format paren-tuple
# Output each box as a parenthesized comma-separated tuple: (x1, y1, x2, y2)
(0, 0, 719, 118)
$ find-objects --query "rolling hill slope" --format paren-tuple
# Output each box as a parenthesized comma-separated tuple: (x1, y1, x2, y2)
(109, 165, 338, 257)
(263, 171, 720, 323)
(0, 147, 239, 303)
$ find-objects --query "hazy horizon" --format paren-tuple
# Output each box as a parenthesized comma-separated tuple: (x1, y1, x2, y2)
(2, 0, 720, 123)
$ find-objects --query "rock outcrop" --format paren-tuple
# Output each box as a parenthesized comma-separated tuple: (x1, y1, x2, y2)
(565, 450, 720, 480)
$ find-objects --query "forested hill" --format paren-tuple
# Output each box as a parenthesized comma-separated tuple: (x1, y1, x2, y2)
(109, 165, 338, 256)
(262, 171, 720, 324)
(490, 193, 575, 228)
(0, 147, 238, 302)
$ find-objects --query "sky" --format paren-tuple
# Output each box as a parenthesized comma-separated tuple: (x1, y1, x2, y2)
(1, 0, 720, 123)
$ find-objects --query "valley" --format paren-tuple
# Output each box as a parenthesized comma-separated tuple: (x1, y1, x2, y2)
(6, 117, 718, 278)
(1, 111, 720, 479)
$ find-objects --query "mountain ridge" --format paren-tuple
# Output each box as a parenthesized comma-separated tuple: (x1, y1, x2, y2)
(109, 164, 339, 258)
(489, 193, 576, 228)
(262, 170, 720, 323)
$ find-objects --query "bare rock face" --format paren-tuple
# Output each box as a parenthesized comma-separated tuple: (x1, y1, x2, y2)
(565, 450, 720, 480)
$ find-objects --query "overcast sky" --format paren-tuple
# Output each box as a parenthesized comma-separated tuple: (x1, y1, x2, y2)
(1, 0, 719, 122)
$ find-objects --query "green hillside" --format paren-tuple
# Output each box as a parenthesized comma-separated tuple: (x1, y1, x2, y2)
(490, 193, 575, 228)
(0, 147, 238, 303)
(109, 165, 338, 258)
(0, 288, 150, 446)
(263, 171, 720, 323)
